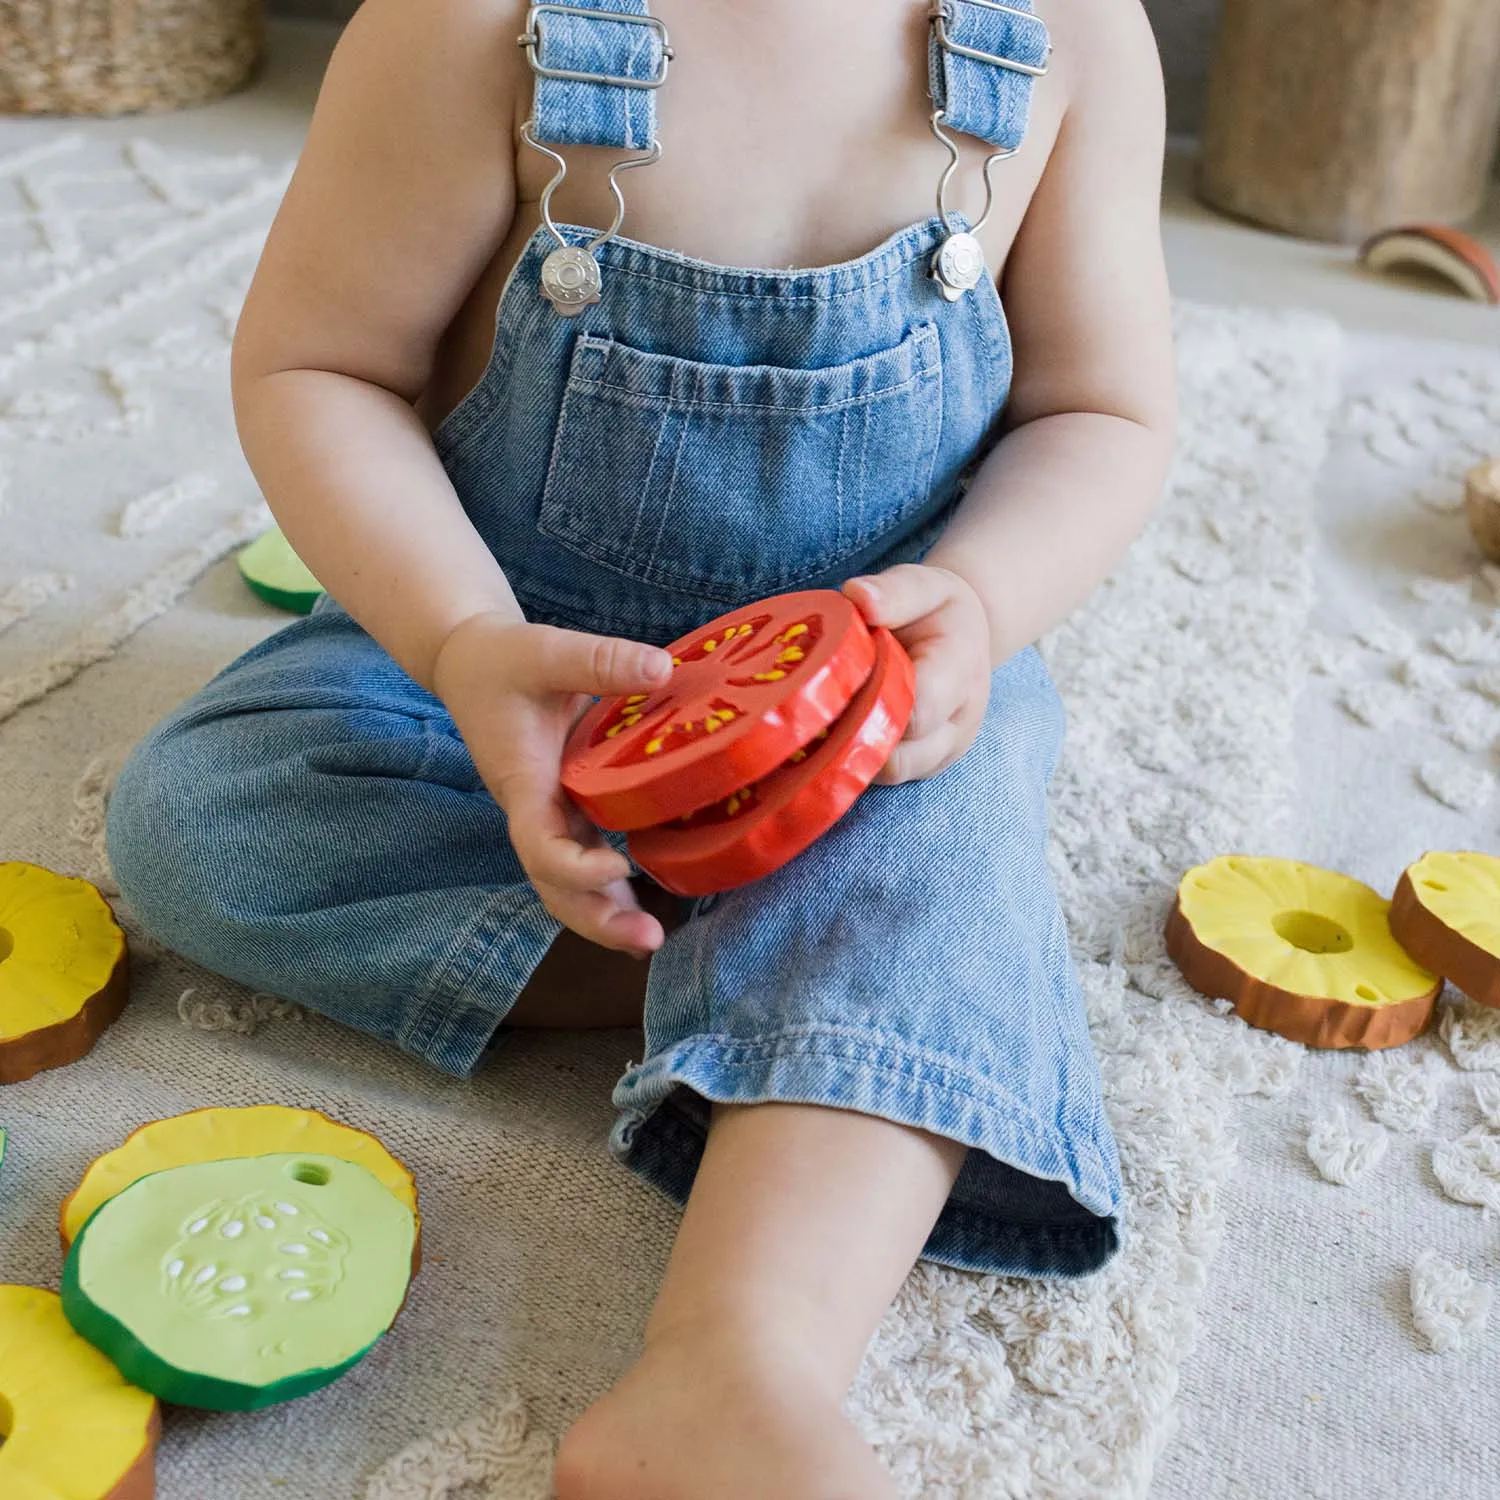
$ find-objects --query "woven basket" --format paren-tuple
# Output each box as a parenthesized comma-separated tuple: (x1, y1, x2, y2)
(1, 0, 266, 116)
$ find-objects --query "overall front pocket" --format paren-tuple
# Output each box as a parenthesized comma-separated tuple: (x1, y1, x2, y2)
(537, 324, 944, 602)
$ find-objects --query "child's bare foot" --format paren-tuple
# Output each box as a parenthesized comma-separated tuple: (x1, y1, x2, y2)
(554, 1326, 897, 1500)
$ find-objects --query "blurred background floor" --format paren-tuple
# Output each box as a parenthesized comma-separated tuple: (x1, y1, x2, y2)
(9, 19, 1494, 350)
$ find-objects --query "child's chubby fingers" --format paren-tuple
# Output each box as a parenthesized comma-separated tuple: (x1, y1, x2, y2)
(904, 646, 969, 740)
(874, 720, 960, 785)
(510, 797, 662, 955)
(534, 878, 666, 958)
(843, 563, 967, 631)
(500, 773, 632, 892)
(514, 623, 674, 699)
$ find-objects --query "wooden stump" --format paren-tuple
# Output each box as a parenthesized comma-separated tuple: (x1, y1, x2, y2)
(1199, 0, 1500, 243)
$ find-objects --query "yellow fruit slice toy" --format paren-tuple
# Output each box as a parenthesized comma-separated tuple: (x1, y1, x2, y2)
(0, 1284, 158, 1500)
(61, 1104, 421, 1270)
(1167, 855, 1442, 1048)
(1390, 851, 1500, 1008)
(0, 863, 128, 1084)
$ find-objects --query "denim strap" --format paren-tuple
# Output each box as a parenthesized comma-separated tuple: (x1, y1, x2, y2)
(928, 0, 1051, 152)
(525, 0, 668, 152)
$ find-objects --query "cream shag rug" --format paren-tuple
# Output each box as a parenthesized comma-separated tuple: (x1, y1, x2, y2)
(0, 134, 1340, 1499)
(1154, 335, 1500, 1500)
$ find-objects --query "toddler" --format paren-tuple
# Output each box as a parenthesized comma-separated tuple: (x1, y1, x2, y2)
(108, 1, 1177, 1494)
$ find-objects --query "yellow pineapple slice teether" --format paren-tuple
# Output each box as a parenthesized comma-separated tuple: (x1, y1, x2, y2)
(1390, 851, 1500, 1008)
(0, 1284, 158, 1500)
(61, 1105, 422, 1270)
(0, 863, 128, 1084)
(1167, 856, 1442, 1049)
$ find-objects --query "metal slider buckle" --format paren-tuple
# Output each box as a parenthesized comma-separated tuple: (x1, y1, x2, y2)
(930, 0, 1052, 79)
(518, 5, 674, 90)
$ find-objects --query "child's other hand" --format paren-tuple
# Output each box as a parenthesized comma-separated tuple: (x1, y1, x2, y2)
(433, 612, 673, 957)
(842, 565, 991, 785)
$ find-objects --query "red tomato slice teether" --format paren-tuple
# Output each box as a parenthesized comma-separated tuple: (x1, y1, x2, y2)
(562, 591, 877, 830)
(627, 627, 915, 896)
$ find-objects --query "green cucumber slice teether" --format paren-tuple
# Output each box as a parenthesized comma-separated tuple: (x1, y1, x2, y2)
(237, 528, 323, 615)
(61, 1152, 416, 1411)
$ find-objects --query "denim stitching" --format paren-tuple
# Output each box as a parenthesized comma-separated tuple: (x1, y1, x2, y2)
(403, 887, 558, 1063)
(834, 399, 849, 552)
(431, 279, 548, 454)
(636, 1022, 1107, 1159)
(541, 488, 948, 602)
(535, 329, 946, 596)
(643, 396, 692, 575)
(624, 404, 669, 556)
(561, 366, 930, 418)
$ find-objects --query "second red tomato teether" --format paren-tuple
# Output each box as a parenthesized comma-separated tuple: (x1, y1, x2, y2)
(627, 627, 915, 896)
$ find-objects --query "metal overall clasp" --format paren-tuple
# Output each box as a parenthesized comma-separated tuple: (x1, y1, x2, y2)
(926, 0, 1050, 301)
(517, 5, 673, 316)
(927, 109, 1012, 302)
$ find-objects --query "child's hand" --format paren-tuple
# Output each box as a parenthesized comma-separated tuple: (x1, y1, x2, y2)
(433, 612, 674, 957)
(842, 565, 992, 785)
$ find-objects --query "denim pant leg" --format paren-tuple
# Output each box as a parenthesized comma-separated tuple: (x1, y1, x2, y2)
(610, 647, 1123, 1278)
(107, 606, 560, 1076)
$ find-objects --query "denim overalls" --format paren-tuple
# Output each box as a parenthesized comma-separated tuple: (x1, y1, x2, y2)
(108, 0, 1123, 1277)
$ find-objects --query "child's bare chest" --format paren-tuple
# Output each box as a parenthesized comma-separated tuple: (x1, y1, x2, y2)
(424, 0, 1060, 428)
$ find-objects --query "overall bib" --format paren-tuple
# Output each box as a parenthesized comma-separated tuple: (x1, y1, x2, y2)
(108, 0, 1124, 1276)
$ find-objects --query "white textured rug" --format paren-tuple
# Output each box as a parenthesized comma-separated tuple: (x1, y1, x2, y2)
(1154, 336, 1500, 1500)
(0, 133, 1341, 1499)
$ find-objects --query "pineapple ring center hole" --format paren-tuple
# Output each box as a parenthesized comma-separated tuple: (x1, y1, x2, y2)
(1271, 910, 1354, 955)
(286, 1161, 331, 1187)
(0, 927, 11, 964)
(0, 1391, 10, 1448)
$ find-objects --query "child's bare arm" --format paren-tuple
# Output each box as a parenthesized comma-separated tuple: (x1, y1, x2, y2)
(230, 0, 530, 688)
(848, 0, 1176, 781)
(231, 0, 672, 954)
(928, 0, 1177, 650)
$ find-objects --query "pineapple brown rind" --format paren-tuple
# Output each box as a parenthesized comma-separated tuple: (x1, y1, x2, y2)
(109, 1408, 161, 1500)
(0, 949, 129, 1085)
(1389, 868, 1500, 1009)
(1166, 895, 1441, 1049)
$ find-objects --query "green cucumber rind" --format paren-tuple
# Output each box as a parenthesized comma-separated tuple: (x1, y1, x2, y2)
(242, 574, 323, 615)
(237, 531, 324, 616)
(59, 1162, 401, 1412)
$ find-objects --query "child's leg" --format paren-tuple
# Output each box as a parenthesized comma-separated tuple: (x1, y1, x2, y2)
(107, 601, 651, 1065)
(557, 1102, 964, 1500)
(608, 646, 1121, 1279)
(566, 645, 1125, 1490)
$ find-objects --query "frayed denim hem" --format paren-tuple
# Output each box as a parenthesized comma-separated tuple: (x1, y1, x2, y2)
(609, 1028, 1123, 1278)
